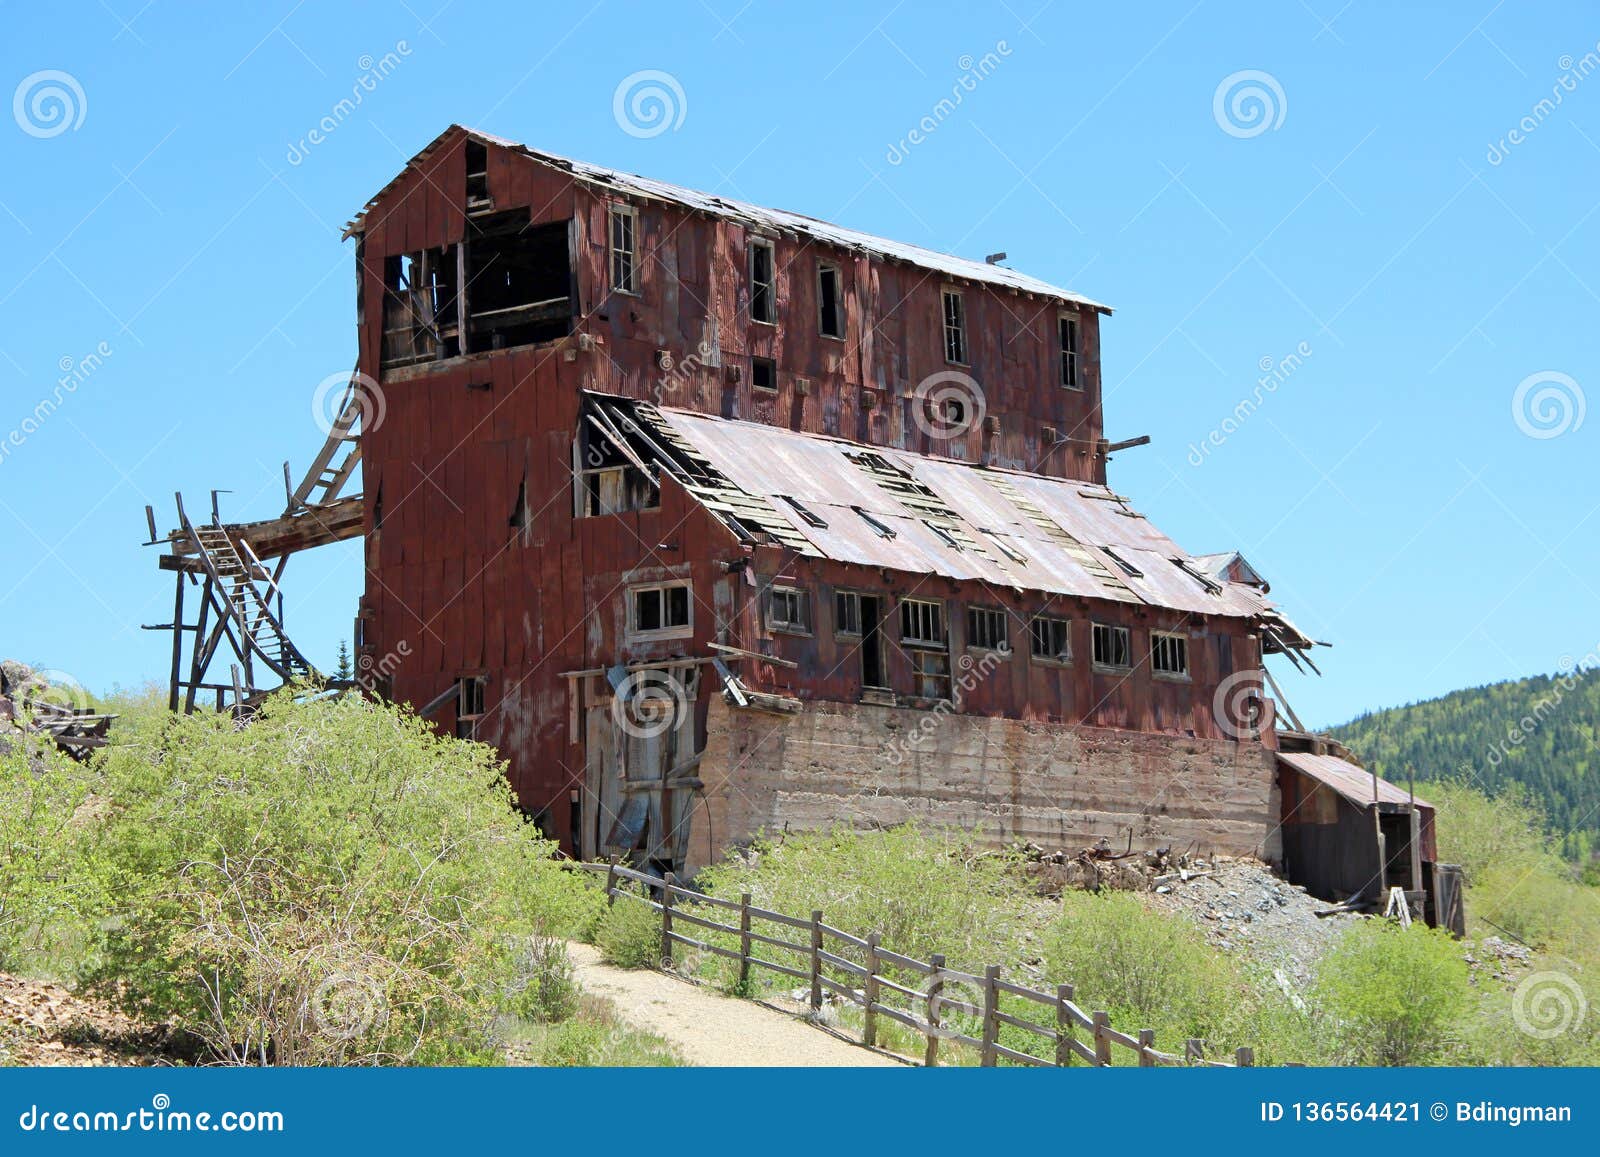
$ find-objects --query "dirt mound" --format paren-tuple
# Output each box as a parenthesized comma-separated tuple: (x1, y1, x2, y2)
(0, 972, 174, 1067)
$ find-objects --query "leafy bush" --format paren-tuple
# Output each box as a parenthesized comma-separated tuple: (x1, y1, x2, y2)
(1042, 892, 1269, 1059)
(1312, 920, 1473, 1065)
(87, 691, 594, 1065)
(0, 730, 93, 972)
(594, 893, 661, 969)
(695, 824, 1031, 969)
(509, 931, 580, 1024)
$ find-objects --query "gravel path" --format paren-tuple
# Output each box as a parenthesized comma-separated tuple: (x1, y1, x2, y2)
(567, 943, 901, 1067)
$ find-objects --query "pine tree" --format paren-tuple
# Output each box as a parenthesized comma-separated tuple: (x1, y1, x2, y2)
(335, 640, 354, 681)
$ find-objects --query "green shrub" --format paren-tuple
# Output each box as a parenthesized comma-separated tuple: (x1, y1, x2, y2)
(1312, 920, 1473, 1065)
(510, 931, 580, 1024)
(696, 824, 1031, 969)
(0, 730, 93, 972)
(86, 691, 593, 1065)
(1042, 892, 1266, 1058)
(595, 893, 662, 969)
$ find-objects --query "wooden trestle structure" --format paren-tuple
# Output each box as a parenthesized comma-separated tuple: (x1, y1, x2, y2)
(143, 371, 368, 714)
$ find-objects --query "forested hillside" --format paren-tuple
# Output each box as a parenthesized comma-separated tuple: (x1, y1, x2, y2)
(1329, 669, 1600, 864)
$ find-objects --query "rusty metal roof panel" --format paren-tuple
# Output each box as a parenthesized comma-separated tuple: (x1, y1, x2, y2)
(346, 126, 1110, 311)
(1277, 752, 1433, 811)
(652, 408, 1287, 622)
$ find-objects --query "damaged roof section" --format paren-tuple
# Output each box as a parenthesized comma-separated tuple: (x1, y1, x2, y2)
(343, 125, 1110, 312)
(583, 392, 1315, 652)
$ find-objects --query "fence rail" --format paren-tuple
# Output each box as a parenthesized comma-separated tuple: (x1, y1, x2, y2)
(571, 860, 1256, 1069)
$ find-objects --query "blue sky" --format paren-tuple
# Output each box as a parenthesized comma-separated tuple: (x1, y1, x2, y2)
(1, 1, 1596, 728)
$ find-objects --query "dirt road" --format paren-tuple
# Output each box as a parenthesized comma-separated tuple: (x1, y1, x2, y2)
(567, 943, 902, 1067)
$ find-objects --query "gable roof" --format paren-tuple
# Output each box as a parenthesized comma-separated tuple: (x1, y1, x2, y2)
(586, 392, 1310, 647)
(343, 125, 1109, 312)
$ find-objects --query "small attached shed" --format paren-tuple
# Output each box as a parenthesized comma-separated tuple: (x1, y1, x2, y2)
(1276, 750, 1458, 930)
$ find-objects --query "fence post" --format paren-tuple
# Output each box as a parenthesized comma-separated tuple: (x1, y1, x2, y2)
(1235, 1046, 1255, 1068)
(738, 892, 752, 992)
(660, 872, 676, 968)
(1186, 1038, 1205, 1066)
(863, 933, 880, 1048)
(1138, 1028, 1156, 1067)
(1055, 983, 1075, 1067)
(980, 965, 1001, 1067)
(924, 953, 946, 1068)
(605, 854, 619, 908)
(809, 910, 823, 1012)
(1092, 1010, 1112, 1066)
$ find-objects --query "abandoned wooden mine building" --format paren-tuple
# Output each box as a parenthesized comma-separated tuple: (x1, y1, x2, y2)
(147, 124, 1452, 925)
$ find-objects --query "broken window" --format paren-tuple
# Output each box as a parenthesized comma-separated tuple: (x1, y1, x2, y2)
(901, 598, 950, 699)
(1151, 631, 1189, 678)
(1091, 622, 1132, 670)
(465, 139, 490, 208)
(381, 246, 459, 367)
(455, 675, 485, 739)
(901, 598, 946, 646)
(751, 356, 777, 392)
(610, 204, 637, 295)
(942, 288, 967, 364)
(834, 590, 862, 636)
(1030, 615, 1071, 663)
(818, 263, 843, 337)
(576, 402, 661, 517)
(629, 582, 692, 637)
(1059, 314, 1081, 389)
(782, 495, 827, 528)
(852, 506, 897, 539)
(749, 238, 776, 323)
(767, 584, 811, 634)
(966, 606, 1009, 652)
(465, 210, 574, 348)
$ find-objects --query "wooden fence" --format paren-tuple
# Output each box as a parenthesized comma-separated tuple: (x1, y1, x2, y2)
(573, 860, 1255, 1069)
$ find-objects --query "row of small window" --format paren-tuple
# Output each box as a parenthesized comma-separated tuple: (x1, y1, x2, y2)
(775, 586, 1188, 677)
(607, 204, 1082, 388)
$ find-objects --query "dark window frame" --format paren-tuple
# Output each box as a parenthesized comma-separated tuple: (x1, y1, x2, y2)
(966, 606, 1010, 652)
(1151, 631, 1190, 680)
(817, 262, 844, 339)
(1029, 615, 1073, 665)
(1091, 622, 1132, 671)
(609, 204, 638, 296)
(767, 584, 813, 635)
(941, 288, 968, 365)
(749, 237, 776, 324)
(628, 581, 692, 638)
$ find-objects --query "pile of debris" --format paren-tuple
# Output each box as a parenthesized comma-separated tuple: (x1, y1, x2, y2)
(1019, 836, 1175, 894)
(0, 660, 114, 763)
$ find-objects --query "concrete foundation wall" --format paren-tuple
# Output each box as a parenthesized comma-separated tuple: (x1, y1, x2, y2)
(684, 698, 1283, 874)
